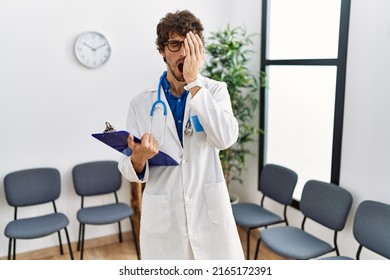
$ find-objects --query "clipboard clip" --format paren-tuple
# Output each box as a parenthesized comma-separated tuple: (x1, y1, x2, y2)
(103, 121, 116, 133)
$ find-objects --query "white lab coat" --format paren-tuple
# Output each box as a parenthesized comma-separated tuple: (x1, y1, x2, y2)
(118, 74, 244, 260)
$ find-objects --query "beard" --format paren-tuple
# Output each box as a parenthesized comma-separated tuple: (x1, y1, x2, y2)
(167, 61, 185, 83)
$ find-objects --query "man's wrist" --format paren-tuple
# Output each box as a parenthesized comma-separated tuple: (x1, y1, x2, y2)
(188, 86, 201, 97)
(184, 77, 203, 91)
(130, 156, 147, 174)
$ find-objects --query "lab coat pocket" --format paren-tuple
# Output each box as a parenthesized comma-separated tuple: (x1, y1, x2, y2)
(142, 192, 171, 234)
(204, 182, 230, 224)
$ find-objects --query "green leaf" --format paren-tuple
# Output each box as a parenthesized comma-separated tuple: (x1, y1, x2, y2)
(202, 25, 267, 189)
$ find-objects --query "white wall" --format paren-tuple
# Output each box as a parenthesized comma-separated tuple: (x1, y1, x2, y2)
(1, 0, 389, 260)
(0, 0, 264, 257)
(337, 0, 390, 259)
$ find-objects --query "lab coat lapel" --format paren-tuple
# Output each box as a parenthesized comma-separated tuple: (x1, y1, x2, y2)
(159, 87, 182, 148)
(183, 93, 192, 126)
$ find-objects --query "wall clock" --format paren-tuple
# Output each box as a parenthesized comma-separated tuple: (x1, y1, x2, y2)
(74, 31, 111, 68)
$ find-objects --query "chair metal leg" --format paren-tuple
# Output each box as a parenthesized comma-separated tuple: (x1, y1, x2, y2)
(130, 216, 140, 260)
(64, 227, 74, 260)
(356, 245, 363, 260)
(118, 221, 123, 243)
(7, 238, 13, 260)
(80, 223, 85, 260)
(12, 239, 16, 260)
(246, 229, 252, 260)
(333, 231, 340, 256)
(57, 231, 64, 255)
(254, 238, 261, 260)
(77, 223, 82, 251)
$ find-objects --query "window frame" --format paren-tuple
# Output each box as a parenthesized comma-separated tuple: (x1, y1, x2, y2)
(259, 0, 351, 208)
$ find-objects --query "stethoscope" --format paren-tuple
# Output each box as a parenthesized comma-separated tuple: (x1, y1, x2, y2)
(149, 72, 193, 146)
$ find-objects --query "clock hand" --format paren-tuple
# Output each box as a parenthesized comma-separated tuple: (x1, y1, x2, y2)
(95, 43, 107, 50)
(83, 42, 96, 51)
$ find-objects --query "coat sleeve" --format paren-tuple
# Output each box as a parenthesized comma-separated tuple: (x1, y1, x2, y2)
(189, 78, 239, 150)
(117, 100, 150, 183)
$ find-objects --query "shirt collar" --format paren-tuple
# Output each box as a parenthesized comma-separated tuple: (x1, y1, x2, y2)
(161, 71, 189, 99)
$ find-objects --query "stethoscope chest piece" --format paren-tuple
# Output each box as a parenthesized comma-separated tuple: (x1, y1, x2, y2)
(184, 120, 193, 136)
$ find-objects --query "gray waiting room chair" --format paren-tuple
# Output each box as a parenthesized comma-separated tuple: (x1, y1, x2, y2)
(320, 200, 390, 260)
(4, 167, 74, 260)
(72, 160, 140, 260)
(255, 179, 353, 260)
(231, 164, 298, 259)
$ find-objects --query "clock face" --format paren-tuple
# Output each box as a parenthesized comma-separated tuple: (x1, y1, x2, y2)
(74, 31, 111, 68)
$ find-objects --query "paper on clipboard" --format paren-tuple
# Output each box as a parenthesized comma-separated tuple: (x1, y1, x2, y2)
(92, 130, 179, 166)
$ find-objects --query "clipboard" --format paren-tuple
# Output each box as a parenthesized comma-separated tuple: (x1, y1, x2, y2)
(92, 130, 179, 166)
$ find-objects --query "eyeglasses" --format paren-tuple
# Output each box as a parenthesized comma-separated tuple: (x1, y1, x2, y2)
(164, 40, 185, 52)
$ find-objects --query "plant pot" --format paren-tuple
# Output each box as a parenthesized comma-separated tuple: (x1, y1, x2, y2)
(229, 192, 240, 204)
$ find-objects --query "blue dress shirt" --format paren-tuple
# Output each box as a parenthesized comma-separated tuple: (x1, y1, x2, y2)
(161, 74, 189, 145)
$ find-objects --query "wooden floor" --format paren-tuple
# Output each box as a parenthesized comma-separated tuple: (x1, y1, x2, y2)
(238, 227, 287, 260)
(1, 227, 286, 260)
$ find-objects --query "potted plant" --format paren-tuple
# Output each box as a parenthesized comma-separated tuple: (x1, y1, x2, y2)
(202, 25, 265, 200)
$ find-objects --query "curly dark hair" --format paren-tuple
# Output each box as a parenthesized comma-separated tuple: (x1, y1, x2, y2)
(156, 10, 204, 52)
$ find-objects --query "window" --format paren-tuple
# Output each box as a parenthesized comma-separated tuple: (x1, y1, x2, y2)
(259, 0, 351, 203)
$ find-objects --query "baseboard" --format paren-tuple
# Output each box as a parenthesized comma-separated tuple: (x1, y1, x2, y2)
(0, 231, 133, 260)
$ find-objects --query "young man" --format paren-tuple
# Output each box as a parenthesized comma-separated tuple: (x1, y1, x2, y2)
(118, 10, 244, 260)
